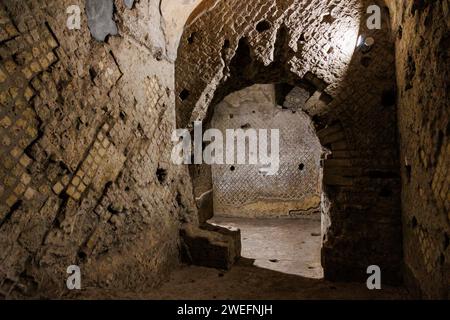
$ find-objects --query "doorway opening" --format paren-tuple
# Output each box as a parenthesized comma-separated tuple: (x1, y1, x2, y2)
(198, 84, 326, 278)
(177, 0, 402, 284)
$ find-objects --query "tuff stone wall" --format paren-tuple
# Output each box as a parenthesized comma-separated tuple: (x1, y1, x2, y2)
(0, 0, 198, 298)
(387, 0, 449, 299)
(176, 0, 403, 283)
(211, 84, 323, 218)
(0, 0, 447, 300)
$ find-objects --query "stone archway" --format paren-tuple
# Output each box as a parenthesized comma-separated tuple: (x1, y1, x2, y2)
(175, 0, 403, 284)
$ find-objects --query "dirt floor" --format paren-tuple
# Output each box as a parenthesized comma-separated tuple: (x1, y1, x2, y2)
(74, 259, 409, 300)
(73, 217, 410, 300)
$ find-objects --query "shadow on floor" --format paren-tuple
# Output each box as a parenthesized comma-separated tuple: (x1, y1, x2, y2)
(73, 258, 410, 300)
(210, 216, 323, 279)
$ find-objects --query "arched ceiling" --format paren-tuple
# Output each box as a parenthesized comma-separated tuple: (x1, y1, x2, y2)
(161, 0, 394, 61)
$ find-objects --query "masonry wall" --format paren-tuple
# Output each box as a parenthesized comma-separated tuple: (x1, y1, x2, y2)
(176, 0, 403, 283)
(1, 0, 447, 299)
(211, 84, 323, 218)
(0, 0, 198, 298)
(388, 0, 449, 299)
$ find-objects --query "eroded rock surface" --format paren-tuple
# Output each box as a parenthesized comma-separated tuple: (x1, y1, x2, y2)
(86, 0, 118, 41)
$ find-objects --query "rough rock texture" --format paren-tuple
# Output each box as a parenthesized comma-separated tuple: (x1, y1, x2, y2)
(211, 84, 323, 218)
(176, 0, 403, 284)
(0, 0, 199, 298)
(387, 0, 450, 299)
(196, 189, 214, 224)
(0, 0, 447, 300)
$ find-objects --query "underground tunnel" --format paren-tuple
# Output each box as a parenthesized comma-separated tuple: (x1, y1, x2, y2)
(0, 0, 448, 302)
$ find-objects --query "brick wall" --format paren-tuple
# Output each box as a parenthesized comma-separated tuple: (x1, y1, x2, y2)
(387, 0, 449, 299)
(0, 0, 447, 299)
(176, 0, 403, 283)
(211, 84, 323, 218)
(0, 0, 197, 297)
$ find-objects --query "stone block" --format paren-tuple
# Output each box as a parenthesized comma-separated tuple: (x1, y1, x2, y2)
(180, 223, 241, 270)
(196, 189, 214, 224)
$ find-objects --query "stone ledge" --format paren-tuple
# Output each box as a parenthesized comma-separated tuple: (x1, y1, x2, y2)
(180, 223, 241, 270)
